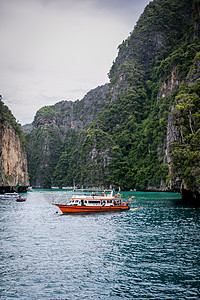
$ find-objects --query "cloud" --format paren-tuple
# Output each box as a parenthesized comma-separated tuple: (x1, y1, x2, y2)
(0, 0, 150, 124)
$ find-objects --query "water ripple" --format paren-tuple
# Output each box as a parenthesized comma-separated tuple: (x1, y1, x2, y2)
(0, 191, 199, 299)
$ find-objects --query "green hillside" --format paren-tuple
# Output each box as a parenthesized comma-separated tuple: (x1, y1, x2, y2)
(26, 0, 200, 200)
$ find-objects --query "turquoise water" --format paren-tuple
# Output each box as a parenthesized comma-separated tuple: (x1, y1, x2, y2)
(0, 190, 199, 299)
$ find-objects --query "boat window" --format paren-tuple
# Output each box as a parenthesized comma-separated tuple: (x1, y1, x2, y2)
(88, 200, 101, 204)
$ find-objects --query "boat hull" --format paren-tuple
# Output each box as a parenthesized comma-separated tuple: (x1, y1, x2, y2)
(56, 204, 130, 214)
(16, 198, 26, 202)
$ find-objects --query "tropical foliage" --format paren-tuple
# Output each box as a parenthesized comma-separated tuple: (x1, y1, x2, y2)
(170, 78, 200, 192)
(0, 98, 26, 147)
(26, 0, 200, 194)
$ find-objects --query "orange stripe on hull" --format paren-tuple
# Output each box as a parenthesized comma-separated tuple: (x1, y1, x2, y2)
(56, 204, 130, 214)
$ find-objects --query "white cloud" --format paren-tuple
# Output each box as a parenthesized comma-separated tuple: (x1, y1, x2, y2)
(0, 0, 150, 124)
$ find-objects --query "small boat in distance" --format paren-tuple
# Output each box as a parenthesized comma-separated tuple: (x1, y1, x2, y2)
(62, 186, 74, 190)
(16, 195, 27, 202)
(3, 192, 20, 199)
(0, 192, 27, 201)
(55, 191, 130, 214)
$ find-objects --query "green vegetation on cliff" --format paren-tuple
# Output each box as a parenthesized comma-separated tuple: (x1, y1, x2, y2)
(0, 98, 27, 147)
(34, 106, 59, 121)
(170, 77, 200, 193)
(26, 0, 200, 197)
(26, 124, 62, 187)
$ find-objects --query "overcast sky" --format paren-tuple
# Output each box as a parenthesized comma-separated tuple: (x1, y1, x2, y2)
(0, 0, 150, 125)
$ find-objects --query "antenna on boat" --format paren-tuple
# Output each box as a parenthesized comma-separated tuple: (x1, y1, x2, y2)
(52, 194, 55, 205)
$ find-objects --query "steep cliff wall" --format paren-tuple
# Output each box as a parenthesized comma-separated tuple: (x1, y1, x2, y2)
(102, 0, 200, 199)
(0, 100, 29, 192)
(165, 56, 200, 201)
(32, 84, 109, 132)
(26, 84, 109, 187)
(155, 30, 200, 201)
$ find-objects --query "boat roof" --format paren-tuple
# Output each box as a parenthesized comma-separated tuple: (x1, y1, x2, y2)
(69, 195, 114, 199)
(5, 192, 18, 195)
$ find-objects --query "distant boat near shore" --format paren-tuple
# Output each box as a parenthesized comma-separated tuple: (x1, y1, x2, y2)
(0, 193, 27, 201)
(16, 195, 27, 202)
(28, 186, 33, 191)
(1, 192, 19, 199)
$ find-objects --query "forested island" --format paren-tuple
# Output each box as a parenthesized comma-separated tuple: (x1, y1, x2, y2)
(0, 0, 200, 201)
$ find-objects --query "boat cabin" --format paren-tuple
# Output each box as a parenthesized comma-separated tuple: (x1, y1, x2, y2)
(68, 198, 114, 207)
(3, 193, 19, 199)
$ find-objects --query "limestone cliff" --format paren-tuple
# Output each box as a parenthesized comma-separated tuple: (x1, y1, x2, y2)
(165, 56, 200, 201)
(25, 84, 109, 187)
(0, 100, 29, 192)
(32, 84, 109, 133)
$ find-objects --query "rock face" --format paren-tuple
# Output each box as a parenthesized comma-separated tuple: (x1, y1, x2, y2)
(165, 58, 200, 201)
(26, 84, 109, 187)
(105, 0, 200, 195)
(32, 84, 109, 132)
(0, 120, 29, 193)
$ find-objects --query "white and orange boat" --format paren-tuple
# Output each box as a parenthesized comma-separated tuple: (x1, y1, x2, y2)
(55, 191, 130, 214)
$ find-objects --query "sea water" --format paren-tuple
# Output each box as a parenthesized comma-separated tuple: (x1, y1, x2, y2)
(0, 190, 199, 299)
